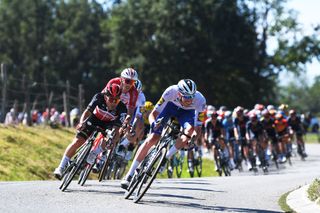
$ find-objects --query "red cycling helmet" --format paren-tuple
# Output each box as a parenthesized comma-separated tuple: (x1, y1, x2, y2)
(104, 83, 121, 98)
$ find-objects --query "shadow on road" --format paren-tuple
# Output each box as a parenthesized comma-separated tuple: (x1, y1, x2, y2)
(138, 199, 281, 212)
(154, 186, 221, 192)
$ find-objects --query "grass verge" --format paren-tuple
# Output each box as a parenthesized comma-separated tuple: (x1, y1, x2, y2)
(307, 179, 320, 205)
(278, 191, 296, 213)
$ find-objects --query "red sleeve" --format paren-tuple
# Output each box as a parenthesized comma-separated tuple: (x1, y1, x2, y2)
(128, 88, 139, 109)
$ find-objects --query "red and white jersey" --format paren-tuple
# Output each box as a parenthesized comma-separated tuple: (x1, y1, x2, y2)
(102, 77, 139, 110)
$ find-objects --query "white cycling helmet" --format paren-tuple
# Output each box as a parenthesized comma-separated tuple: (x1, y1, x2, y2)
(121, 68, 138, 80)
(177, 79, 197, 97)
(134, 79, 142, 92)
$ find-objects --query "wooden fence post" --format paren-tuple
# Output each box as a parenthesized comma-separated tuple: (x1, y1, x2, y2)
(78, 84, 84, 113)
(63, 80, 70, 127)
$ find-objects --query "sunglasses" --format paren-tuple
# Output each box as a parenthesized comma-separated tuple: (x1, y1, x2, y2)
(180, 94, 195, 100)
(123, 78, 135, 85)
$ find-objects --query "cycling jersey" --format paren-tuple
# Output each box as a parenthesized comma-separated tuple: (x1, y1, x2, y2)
(222, 118, 235, 141)
(77, 93, 127, 139)
(234, 116, 249, 138)
(246, 121, 264, 139)
(274, 119, 289, 135)
(102, 77, 138, 110)
(288, 116, 303, 132)
(205, 119, 223, 142)
(260, 117, 277, 144)
(152, 85, 206, 134)
(134, 91, 146, 119)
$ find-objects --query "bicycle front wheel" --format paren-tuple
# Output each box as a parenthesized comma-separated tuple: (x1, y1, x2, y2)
(195, 157, 202, 177)
(61, 143, 91, 191)
(133, 147, 166, 203)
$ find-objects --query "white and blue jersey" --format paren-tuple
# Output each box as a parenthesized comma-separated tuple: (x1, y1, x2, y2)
(132, 91, 146, 124)
(222, 118, 235, 142)
(153, 85, 206, 134)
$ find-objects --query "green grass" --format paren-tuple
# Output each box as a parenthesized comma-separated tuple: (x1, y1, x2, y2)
(1, 124, 316, 181)
(0, 124, 74, 181)
(0, 124, 218, 181)
(305, 133, 320, 144)
(307, 179, 320, 204)
(157, 157, 219, 179)
(278, 191, 296, 213)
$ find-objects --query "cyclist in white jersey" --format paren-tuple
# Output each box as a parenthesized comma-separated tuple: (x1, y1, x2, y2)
(121, 79, 206, 189)
(117, 80, 146, 161)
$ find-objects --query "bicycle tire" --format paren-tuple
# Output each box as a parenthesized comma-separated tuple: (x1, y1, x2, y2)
(115, 162, 126, 180)
(99, 144, 115, 182)
(188, 160, 195, 178)
(195, 157, 202, 177)
(133, 147, 166, 203)
(59, 145, 87, 190)
(124, 148, 157, 199)
(175, 157, 183, 178)
(61, 143, 91, 191)
(167, 159, 173, 178)
(79, 163, 94, 186)
(124, 173, 140, 199)
(59, 162, 74, 190)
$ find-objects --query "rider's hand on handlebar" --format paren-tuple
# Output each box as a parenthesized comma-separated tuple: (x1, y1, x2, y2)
(151, 118, 163, 131)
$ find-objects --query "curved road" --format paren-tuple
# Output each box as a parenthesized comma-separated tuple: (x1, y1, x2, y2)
(1, 144, 320, 213)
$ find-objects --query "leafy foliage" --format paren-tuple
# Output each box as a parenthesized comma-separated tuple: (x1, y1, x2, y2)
(278, 75, 320, 113)
(0, 0, 319, 111)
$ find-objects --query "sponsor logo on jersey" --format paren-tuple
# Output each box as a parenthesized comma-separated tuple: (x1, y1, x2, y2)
(157, 97, 165, 106)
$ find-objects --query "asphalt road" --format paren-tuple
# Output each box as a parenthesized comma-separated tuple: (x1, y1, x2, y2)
(1, 144, 320, 213)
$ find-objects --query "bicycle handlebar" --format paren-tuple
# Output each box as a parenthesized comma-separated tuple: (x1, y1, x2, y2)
(156, 117, 196, 146)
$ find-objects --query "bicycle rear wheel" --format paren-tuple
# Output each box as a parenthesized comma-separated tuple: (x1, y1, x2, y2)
(133, 147, 166, 203)
(99, 145, 115, 182)
(79, 163, 94, 186)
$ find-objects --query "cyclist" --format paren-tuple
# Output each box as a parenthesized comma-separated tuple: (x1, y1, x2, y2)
(117, 80, 146, 162)
(246, 113, 267, 168)
(205, 110, 228, 172)
(222, 110, 236, 169)
(233, 106, 251, 170)
(260, 109, 278, 161)
(121, 79, 206, 189)
(274, 113, 290, 163)
(287, 109, 308, 158)
(89, 68, 139, 172)
(53, 83, 128, 179)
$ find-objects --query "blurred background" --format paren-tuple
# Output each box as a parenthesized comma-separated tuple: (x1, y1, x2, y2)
(0, 0, 319, 126)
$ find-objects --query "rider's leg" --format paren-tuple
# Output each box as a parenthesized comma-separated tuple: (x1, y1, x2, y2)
(126, 133, 161, 177)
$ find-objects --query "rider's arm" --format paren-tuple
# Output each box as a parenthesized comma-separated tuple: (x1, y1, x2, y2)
(78, 93, 101, 126)
(79, 109, 92, 124)
(245, 123, 250, 141)
(233, 121, 239, 140)
(204, 119, 210, 142)
(148, 107, 160, 126)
